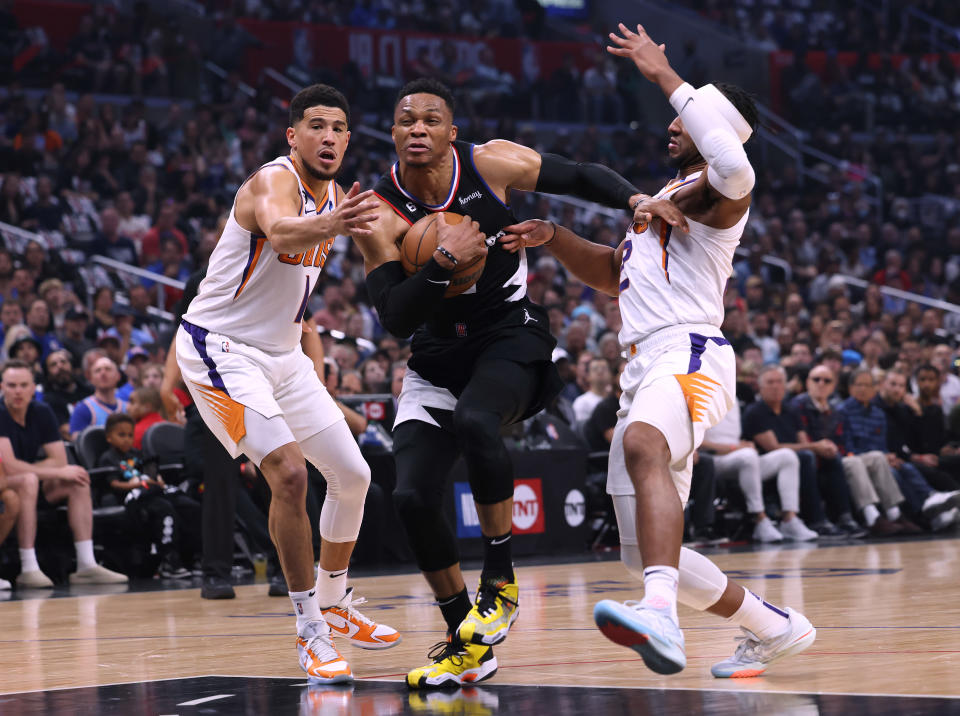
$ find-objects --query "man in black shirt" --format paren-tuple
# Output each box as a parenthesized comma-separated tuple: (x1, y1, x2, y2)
(41, 349, 93, 440)
(0, 360, 126, 588)
(741, 365, 846, 536)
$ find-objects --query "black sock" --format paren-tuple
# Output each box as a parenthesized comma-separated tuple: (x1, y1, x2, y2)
(480, 530, 514, 584)
(438, 588, 472, 634)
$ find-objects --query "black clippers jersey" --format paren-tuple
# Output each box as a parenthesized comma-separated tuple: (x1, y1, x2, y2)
(373, 140, 529, 336)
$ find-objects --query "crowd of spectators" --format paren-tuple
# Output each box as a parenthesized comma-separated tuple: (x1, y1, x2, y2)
(2, 3, 960, 588)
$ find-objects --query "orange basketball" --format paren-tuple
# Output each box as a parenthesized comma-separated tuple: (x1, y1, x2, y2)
(400, 212, 485, 298)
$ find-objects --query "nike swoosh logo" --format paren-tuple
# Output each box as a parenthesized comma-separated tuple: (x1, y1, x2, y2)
(308, 591, 315, 597)
(489, 536, 510, 545)
(326, 613, 361, 639)
(427, 279, 450, 286)
(329, 570, 347, 579)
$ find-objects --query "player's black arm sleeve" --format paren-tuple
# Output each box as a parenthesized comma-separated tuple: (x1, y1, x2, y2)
(535, 153, 639, 210)
(366, 259, 452, 339)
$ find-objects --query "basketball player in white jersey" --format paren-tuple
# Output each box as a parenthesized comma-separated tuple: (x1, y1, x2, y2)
(502, 25, 816, 678)
(177, 85, 402, 684)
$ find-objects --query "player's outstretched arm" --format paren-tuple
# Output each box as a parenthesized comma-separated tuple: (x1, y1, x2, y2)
(501, 219, 621, 296)
(473, 139, 642, 212)
(608, 23, 754, 204)
(253, 170, 380, 255)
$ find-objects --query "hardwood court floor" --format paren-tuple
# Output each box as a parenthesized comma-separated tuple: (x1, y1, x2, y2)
(1, 537, 958, 714)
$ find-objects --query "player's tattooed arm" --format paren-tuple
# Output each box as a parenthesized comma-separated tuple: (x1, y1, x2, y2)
(501, 219, 622, 296)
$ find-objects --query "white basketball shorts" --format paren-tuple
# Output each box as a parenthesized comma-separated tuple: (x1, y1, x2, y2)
(607, 323, 736, 504)
(177, 321, 342, 460)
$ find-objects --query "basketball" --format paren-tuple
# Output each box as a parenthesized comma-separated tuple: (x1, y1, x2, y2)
(400, 212, 485, 298)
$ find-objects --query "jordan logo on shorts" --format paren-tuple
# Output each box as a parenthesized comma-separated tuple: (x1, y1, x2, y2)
(522, 309, 537, 325)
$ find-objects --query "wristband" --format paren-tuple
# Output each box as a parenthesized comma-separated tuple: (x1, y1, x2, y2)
(434, 245, 459, 266)
(543, 222, 558, 246)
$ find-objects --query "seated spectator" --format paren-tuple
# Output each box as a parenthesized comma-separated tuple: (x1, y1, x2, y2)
(702, 401, 816, 542)
(41, 349, 93, 440)
(837, 368, 959, 532)
(930, 344, 960, 415)
(8, 334, 43, 381)
(140, 362, 164, 391)
(572, 357, 611, 427)
(140, 202, 188, 266)
(0, 360, 127, 587)
(878, 366, 960, 492)
(89, 206, 138, 266)
(59, 307, 94, 367)
(358, 358, 387, 393)
(117, 346, 151, 402)
(37, 278, 69, 334)
(127, 285, 160, 341)
(86, 287, 115, 341)
(0, 462, 21, 590)
(25, 298, 61, 360)
(142, 236, 189, 311)
(742, 365, 848, 536)
(97, 413, 191, 579)
(68, 356, 128, 439)
(796, 365, 910, 537)
(0, 300, 23, 347)
(583, 360, 624, 452)
(128, 386, 165, 449)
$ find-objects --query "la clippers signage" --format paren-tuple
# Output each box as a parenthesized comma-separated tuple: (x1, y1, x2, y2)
(512, 479, 545, 535)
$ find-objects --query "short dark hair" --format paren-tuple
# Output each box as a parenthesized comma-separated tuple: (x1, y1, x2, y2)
(0, 359, 34, 382)
(289, 84, 350, 128)
(715, 82, 758, 137)
(916, 363, 940, 378)
(395, 78, 455, 116)
(105, 412, 134, 435)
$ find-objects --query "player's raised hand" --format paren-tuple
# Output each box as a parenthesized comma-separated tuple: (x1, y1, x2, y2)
(325, 182, 380, 237)
(437, 215, 487, 265)
(633, 197, 689, 232)
(500, 220, 556, 253)
(607, 23, 670, 82)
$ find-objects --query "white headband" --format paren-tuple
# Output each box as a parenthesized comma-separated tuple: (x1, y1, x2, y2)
(696, 84, 753, 144)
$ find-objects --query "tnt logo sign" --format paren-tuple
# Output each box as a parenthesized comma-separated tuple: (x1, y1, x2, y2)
(363, 401, 386, 421)
(454, 482, 482, 538)
(512, 479, 545, 534)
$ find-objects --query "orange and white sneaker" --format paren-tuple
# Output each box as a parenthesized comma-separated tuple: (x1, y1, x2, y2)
(296, 619, 353, 684)
(711, 608, 816, 678)
(322, 587, 401, 650)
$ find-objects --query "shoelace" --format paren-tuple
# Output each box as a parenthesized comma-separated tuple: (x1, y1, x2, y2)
(303, 630, 343, 664)
(475, 581, 516, 618)
(730, 627, 767, 663)
(427, 639, 466, 667)
(339, 594, 376, 627)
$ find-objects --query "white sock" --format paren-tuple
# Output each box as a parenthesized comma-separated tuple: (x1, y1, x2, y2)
(316, 566, 348, 608)
(19, 548, 39, 573)
(862, 504, 880, 527)
(75, 540, 97, 570)
(730, 589, 790, 640)
(640, 565, 679, 622)
(290, 588, 323, 633)
(886, 505, 901, 522)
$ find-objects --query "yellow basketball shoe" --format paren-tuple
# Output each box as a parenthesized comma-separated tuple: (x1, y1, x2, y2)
(457, 578, 519, 647)
(296, 620, 354, 685)
(322, 587, 401, 650)
(406, 636, 498, 689)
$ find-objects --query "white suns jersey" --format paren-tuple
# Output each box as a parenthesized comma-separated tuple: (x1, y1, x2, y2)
(183, 156, 338, 353)
(617, 171, 748, 346)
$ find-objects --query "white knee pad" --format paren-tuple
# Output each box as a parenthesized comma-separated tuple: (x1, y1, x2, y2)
(300, 420, 371, 543)
(613, 494, 727, 612)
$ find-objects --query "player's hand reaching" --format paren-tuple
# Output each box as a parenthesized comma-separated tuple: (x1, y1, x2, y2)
(435, 215, 487, 267)
(500, 219, 556, 253)
(607, 23, 670, 83)
(323, 182, 380, 238)
(633, 197, 689, 232)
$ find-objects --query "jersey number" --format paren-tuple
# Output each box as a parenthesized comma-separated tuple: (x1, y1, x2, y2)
(618, 239, 633, 293)
(279, 237, 336, 269)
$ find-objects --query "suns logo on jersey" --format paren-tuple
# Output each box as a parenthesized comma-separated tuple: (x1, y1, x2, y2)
(277, 237, 336, 268)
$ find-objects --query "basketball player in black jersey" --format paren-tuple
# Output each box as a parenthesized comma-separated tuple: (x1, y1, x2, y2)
(357, 78, 644, 688)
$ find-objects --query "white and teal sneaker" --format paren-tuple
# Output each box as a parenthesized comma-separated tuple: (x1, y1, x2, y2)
(594, 600, 686, 675)
(711, 607, 816, 678)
